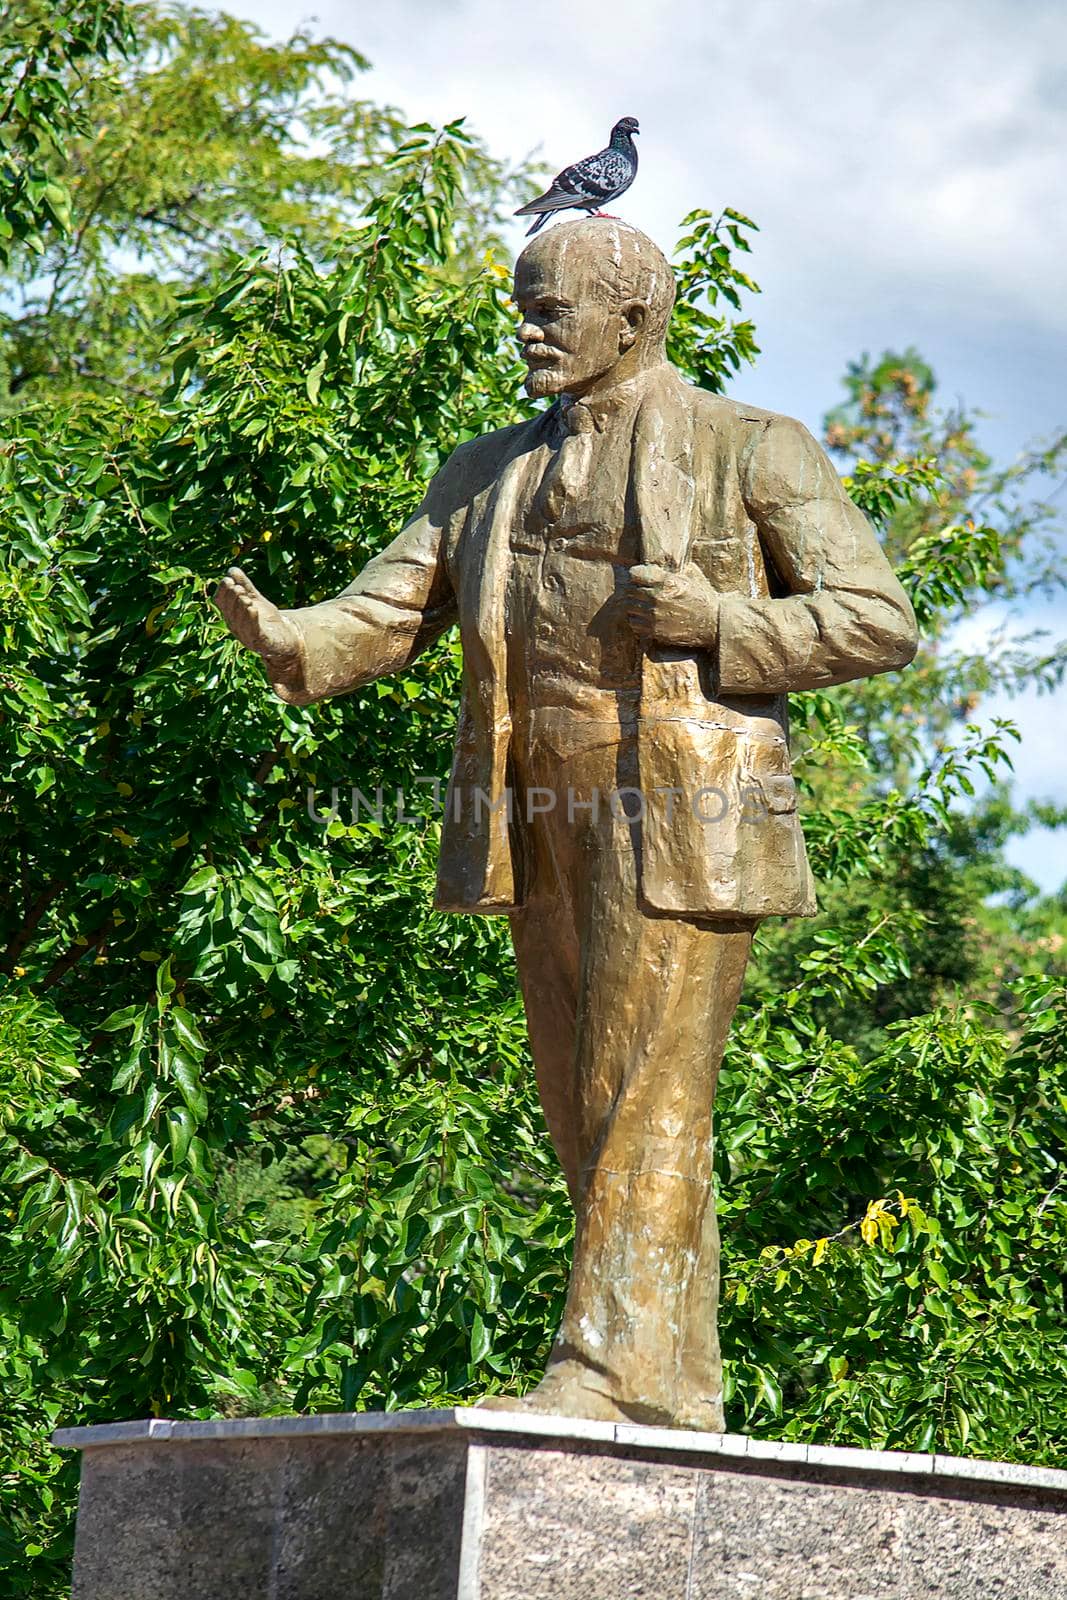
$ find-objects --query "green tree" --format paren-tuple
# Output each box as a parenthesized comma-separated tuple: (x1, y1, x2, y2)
(0, 3, 530, 407)
(1, 7, 1065, 1596)
(0, 0, 134, 271)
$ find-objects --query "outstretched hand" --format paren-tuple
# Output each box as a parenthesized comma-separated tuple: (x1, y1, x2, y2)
(213, 567, 303, 672)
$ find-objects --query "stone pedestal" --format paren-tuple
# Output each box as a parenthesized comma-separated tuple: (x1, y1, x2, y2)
(54, 1408, 1067, 1599)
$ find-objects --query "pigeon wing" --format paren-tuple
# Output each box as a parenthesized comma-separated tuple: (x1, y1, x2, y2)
(514, 142, 635, 218)
(558, 147, 632, 202)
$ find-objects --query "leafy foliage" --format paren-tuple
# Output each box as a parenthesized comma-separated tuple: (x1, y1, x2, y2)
(667, 206, 760, 390)
(0, 3, 533, 408)
(0, 8, 1065, 1596)
(0, 0, 134, 270)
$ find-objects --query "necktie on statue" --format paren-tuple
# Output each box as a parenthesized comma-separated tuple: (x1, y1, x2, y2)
(536, 400, 597, 526)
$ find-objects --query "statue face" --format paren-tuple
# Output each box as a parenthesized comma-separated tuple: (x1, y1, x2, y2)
(514, 249, 638, 399)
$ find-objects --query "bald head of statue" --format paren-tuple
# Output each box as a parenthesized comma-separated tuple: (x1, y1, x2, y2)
(513, 218, 676, 400)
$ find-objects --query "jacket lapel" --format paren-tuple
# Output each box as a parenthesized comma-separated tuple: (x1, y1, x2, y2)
(435, 412, 551, 912)
(629, 368, 698, 572)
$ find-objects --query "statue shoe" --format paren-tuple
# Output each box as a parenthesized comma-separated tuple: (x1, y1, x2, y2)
(475, 1358, 724, 1432)
(474, 1359, 631, 1424)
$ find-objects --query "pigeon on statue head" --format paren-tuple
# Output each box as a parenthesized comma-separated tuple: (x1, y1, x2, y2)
(514, 117, 640, 236)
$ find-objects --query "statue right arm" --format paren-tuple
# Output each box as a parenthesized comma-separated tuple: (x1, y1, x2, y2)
(218, 455, 463, 707)
(273, 489, 457, 706)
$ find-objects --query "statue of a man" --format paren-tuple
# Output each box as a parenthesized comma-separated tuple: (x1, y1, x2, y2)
(215, 219, 916, 1429)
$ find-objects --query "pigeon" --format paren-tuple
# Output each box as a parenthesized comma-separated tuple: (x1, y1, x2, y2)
(515, 117, 640, 237)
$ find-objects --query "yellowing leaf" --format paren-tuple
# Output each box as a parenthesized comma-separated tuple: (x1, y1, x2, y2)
(813, 1237, 829, 1265)
(145, 603, 165, 635)
(860, 1198, 898, 1248)
(112, 827, 137, 846)
(116, 781, 134, 797)
(170, 832, 190, 849)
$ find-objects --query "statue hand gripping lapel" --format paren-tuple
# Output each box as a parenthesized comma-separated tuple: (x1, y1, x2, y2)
(214, 218, 918, 1429)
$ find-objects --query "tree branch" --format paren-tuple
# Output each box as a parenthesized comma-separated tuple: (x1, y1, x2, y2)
(1, 881, 65, 974)
(40, 921, 111, 990)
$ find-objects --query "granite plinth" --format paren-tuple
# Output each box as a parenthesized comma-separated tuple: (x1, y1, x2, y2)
(54, 1408, 1067, 1599)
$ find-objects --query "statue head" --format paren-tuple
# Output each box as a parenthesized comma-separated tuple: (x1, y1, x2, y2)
(513, 218, 675, 400)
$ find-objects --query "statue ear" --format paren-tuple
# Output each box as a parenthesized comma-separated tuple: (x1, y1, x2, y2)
(619, 299, 648, 349)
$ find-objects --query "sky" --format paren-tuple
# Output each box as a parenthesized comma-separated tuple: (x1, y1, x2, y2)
(233, 0, 1067, 889)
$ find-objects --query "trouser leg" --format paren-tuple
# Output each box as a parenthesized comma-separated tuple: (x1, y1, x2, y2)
(556, 894, 752, 1427)
(509, 894, 582, 1206)
(506, 723, 755, 1427)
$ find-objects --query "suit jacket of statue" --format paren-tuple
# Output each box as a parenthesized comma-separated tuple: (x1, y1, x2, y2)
(276, 363, 918, 921)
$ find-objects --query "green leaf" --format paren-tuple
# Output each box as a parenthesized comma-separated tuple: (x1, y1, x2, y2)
(171, 1054, 208, 1121)
(305, 352, 327, 403)
(470, 1311, 491, 1365)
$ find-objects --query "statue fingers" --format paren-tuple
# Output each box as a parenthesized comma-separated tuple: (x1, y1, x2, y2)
(221, 566, 265, 604)
(629, 563, 667, 587)
(212, 576, 238, 612)
(626, 605, 656, 636)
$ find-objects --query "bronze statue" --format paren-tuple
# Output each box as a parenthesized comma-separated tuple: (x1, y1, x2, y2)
(215, 219, 917, 1430)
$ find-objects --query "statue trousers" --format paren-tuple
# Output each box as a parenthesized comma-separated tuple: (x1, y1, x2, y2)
(507, 707, 755, 1429)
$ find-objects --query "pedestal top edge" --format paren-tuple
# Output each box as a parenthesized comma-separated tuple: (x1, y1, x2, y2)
(50, 1407, 1067, 1494)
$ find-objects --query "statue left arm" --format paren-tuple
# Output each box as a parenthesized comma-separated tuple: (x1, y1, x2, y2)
(718, 416, 918, 694)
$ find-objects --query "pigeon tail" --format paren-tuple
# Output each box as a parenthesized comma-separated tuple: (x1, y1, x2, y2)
(514, 187, 582, 218)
